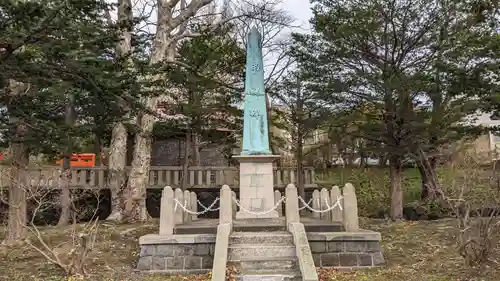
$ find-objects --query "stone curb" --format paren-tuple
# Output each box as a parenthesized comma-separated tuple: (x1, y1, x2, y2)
(139, 234, 217, 245)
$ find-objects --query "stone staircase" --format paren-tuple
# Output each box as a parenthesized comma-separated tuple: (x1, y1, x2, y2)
(227, 231, 302, 281)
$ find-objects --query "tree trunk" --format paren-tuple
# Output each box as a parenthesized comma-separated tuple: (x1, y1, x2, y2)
(106, 122, 128, 221)
(417, 163, 429, 199)
(192, 132, 200, 166)
(126, 7, 173, 221)
(58, 92, 75, 226)
(125, 0, 214, 221)
(125, 111, 155, 221)
(181, 131, 191, 190)
(416, 149, 439, 200)
(296, 139, 306, 215)
(4, 116, 29, 244)
(389, 156, 403, 220)
(107, 0, 133, 221)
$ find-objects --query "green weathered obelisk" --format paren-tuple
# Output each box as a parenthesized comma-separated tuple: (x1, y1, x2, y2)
(234, 27, 280, 219)
(241, 27, 271, 155)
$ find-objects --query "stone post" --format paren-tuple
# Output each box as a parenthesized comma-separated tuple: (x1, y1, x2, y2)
(174, 188, 184, 224)
(342, 183, 359, 231)
(312, 189, 320, 218)
(190, 192, 198, 221)
(183, 190, 191, 223)
(320, 188, 331, 221)
(231, 191, 237, 219)
(159, 186, 174, 235)
(285, 184, 300, 230)
(220, 185, 233, 225)
(330, 185, 343, 222)
(274, 190, 283, 216)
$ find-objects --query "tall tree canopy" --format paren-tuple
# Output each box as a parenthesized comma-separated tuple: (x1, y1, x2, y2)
(291, 0, 500, 219)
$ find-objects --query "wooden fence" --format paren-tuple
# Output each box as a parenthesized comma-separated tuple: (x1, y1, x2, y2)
(0, 166, 317, 190)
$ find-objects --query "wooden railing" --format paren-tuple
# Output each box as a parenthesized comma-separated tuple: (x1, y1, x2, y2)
(0, 166, 317, 190)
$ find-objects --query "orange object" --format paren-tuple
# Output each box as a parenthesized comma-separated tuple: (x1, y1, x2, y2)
(56, 153, 96, 167)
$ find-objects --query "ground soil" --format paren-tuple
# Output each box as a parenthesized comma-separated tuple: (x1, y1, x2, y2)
(0, 218, 498, 281)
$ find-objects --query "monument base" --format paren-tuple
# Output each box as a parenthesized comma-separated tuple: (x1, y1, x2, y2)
(233, 155, 281, 219)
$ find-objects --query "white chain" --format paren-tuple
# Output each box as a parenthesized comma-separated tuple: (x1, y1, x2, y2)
(299, 197, 313, 211)
(298, 196, 343, 213)
(197, 199, 220, 211)
(233, 196, 286, 216)
(325, 197, 343, 211)
(173, 198, 220, 215)
(169, 194, 342, 216)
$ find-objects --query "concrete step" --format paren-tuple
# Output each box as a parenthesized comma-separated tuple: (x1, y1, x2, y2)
(229, 256, 298, 271)
(230, 231, 293, 245)
(235, 270, 302, 281)
(228, 245, 296, 260)
(233, 224, 287, 232)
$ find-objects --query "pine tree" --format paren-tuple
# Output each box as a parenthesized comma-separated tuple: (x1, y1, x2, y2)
(292, 0, 499, 219)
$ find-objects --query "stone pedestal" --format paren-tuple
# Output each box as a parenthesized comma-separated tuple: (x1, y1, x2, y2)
(233, 155, 281, 219)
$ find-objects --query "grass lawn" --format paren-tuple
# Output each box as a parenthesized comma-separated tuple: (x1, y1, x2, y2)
(0, 218, 499, 281)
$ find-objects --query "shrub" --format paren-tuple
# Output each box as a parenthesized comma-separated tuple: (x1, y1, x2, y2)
(440, 153, 500, 266)
(316, 167, 422, 217)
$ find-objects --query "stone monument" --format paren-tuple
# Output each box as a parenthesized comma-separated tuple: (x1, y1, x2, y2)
(233, 27, 280, 219)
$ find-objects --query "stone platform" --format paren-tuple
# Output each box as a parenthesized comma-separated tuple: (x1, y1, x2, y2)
(174, 217, 344, 234)
(137, 218, 384, 274)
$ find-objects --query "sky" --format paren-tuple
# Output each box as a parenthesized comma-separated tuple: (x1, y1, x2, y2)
(281, 0, 313, 32)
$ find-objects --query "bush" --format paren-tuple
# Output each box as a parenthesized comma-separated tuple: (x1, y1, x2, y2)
(316, 167, 422, 217)
(440, 154, 500, 267)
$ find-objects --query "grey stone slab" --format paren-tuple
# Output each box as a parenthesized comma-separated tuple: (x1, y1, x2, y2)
(184, 256, 202, 270)
(156, 245, 174, 256)
(136, 256, 152, 271)
(372, 252, 385, 266)
(230, 258, 298, 271)
(308, 242, 326, 253)
(229, 245, 295, 260)
(152, 257, 166, 270)
(166, 256, 184, 269)
(366, 241, 382, 252)
(172, 217, 344, 234)
(320, 253, 339, 267)
(229, 231, 293, 245)
(173, 244, 195, 255)
(139, 233, 217, 245)
(236, 274, 302, 281)
(307, 231, 381, 242)
(209, 243, 216, 255)
(140, 245, 156, 257)
(338, 253, 358, 266)
(201, 256, 214, 269)
(326, 241, 345, 252)
(148, 269, 210, 275)
(357, 254, 372, 266)
(193, 243, 211, 255)
(345, 241, 367, 252)
(312, 254, 321, 267)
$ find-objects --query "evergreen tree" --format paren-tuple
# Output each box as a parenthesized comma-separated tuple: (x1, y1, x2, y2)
(0, 0, 141, 241)
(292, 0, 499, 219)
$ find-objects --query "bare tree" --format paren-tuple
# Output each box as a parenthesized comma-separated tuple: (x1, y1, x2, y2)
(106, 0, 134, 222)
(123, 0, 296, 221)
(441, 151, 500, 267)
